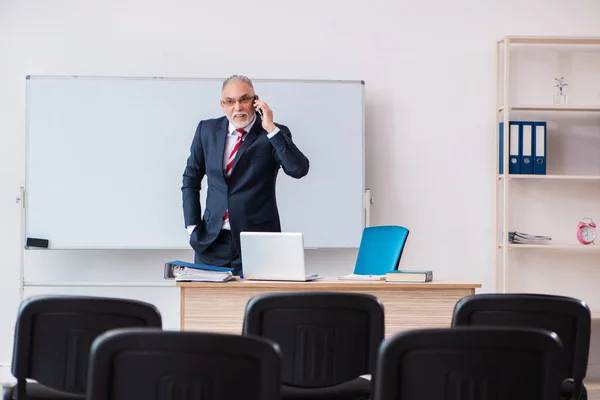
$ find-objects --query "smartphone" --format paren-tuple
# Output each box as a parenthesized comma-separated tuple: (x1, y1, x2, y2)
(254, 95, 263, 116)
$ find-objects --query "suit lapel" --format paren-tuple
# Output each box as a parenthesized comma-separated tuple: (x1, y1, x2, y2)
(231, 115, 261, 173)
(215, 117, 228, 183)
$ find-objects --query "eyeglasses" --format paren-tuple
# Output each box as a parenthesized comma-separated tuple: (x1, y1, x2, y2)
(221, 95, 255, 106)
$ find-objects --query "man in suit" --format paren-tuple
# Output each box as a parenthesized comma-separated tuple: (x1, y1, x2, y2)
(181, 75, 310, 276)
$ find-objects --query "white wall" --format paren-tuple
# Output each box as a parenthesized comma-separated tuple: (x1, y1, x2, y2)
(1, 0, 600, 380)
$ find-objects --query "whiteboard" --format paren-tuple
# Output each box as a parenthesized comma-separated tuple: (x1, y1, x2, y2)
(25, 76, 365, 249)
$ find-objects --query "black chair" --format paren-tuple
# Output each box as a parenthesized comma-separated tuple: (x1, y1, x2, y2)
(86, 328, 282, 400)
(373, 327, 566, 400)
(451, 293, 591, 400)
(242, 292, 385, 400)
(6, 295, 162, 400)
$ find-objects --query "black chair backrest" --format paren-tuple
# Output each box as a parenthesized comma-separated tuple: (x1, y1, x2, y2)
(373, 327, 565, 400)
(451, 293, 591, 382)
(242, 292, 384, 388)
(87, 328, 282, 400)
(11, 295, 162, 396)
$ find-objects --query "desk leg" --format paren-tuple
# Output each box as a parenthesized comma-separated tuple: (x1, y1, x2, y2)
(180, 287, 186, 331)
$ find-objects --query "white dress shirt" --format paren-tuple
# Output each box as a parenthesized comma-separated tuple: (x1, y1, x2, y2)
(187, 115, 280, 235)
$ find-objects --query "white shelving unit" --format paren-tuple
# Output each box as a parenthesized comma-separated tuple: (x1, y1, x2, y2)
(495, 35, 600, 293)
(499, 243, 600, 251)
(499, 105, 600, 112)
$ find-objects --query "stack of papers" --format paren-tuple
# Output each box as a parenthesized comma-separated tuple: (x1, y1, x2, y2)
(164, 260, 233, 282)
(508, 231, 552, 245)
(175, 268, 233, 282)
(338, 274, 386, 281)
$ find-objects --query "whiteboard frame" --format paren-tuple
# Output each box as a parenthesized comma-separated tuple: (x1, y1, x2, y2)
(22, 75, 368, 250)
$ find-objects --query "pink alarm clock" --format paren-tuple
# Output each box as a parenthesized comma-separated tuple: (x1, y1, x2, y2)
(577, 218, 596, 245)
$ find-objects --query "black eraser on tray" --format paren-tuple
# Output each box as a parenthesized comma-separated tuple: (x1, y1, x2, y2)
(26, 237, 49, 248)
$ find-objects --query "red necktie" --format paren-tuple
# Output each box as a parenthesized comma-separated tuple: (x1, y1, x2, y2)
(223, 129, 246, 224)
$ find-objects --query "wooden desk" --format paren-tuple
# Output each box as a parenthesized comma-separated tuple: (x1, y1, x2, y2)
(178, 278, 481, 337)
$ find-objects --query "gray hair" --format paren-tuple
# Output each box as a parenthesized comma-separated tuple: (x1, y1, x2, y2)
(222, 75, 254, 91)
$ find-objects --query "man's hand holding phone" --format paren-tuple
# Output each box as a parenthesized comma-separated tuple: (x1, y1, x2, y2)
(253, 96, 277, 134)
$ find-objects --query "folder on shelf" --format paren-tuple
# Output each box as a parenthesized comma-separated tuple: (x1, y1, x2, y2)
(499, 121, 521, 174)
(520, 121, 534, 174)
(510, 121, 521, 174)
(533, 121, 547, 175)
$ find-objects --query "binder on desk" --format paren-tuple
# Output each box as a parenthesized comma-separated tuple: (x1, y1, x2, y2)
(163, 260, 233, 282)
(533, 121, 547, 175)
(520, 121, 534, 174)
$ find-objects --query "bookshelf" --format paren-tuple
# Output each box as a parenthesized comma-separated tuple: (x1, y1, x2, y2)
(495, 35, 600, 293)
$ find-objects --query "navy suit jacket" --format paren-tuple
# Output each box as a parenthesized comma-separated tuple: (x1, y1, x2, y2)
(182, 114, 309, 256)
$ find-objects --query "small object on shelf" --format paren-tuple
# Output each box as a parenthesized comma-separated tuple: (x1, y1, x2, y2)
(508, 231, 552, 244)
(553, 77, 568, 105)
(576, 218, 596, 245)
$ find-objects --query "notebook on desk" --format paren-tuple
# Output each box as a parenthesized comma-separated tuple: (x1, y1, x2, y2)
(240, 232, 319, 281)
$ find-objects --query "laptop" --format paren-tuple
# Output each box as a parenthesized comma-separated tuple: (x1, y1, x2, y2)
(240, 232, 319, 281)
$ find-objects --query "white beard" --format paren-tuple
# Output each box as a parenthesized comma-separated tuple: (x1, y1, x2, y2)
(228, 112, 254, 129)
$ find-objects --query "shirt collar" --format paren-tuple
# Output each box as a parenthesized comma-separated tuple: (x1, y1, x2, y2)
(228, 113, 257, 136)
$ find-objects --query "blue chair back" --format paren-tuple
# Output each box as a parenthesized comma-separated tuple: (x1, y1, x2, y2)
(353, 225, 409, 275)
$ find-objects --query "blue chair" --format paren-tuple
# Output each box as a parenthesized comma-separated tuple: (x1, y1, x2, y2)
(353, 225, 409, 275)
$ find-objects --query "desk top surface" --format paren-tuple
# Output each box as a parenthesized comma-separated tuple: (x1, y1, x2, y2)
(177, 277, 482, 290)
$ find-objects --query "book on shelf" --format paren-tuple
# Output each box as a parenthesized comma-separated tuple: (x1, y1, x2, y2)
(385, 270, 433, 282)
(508, 231, 552, 245)
(163, 260, 234, 282)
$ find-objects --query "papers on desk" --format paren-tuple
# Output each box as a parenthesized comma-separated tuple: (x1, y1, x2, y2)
(338, 273, 386, 281)
(175, 268, 233, 282)
(164, 260, 234, 282)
